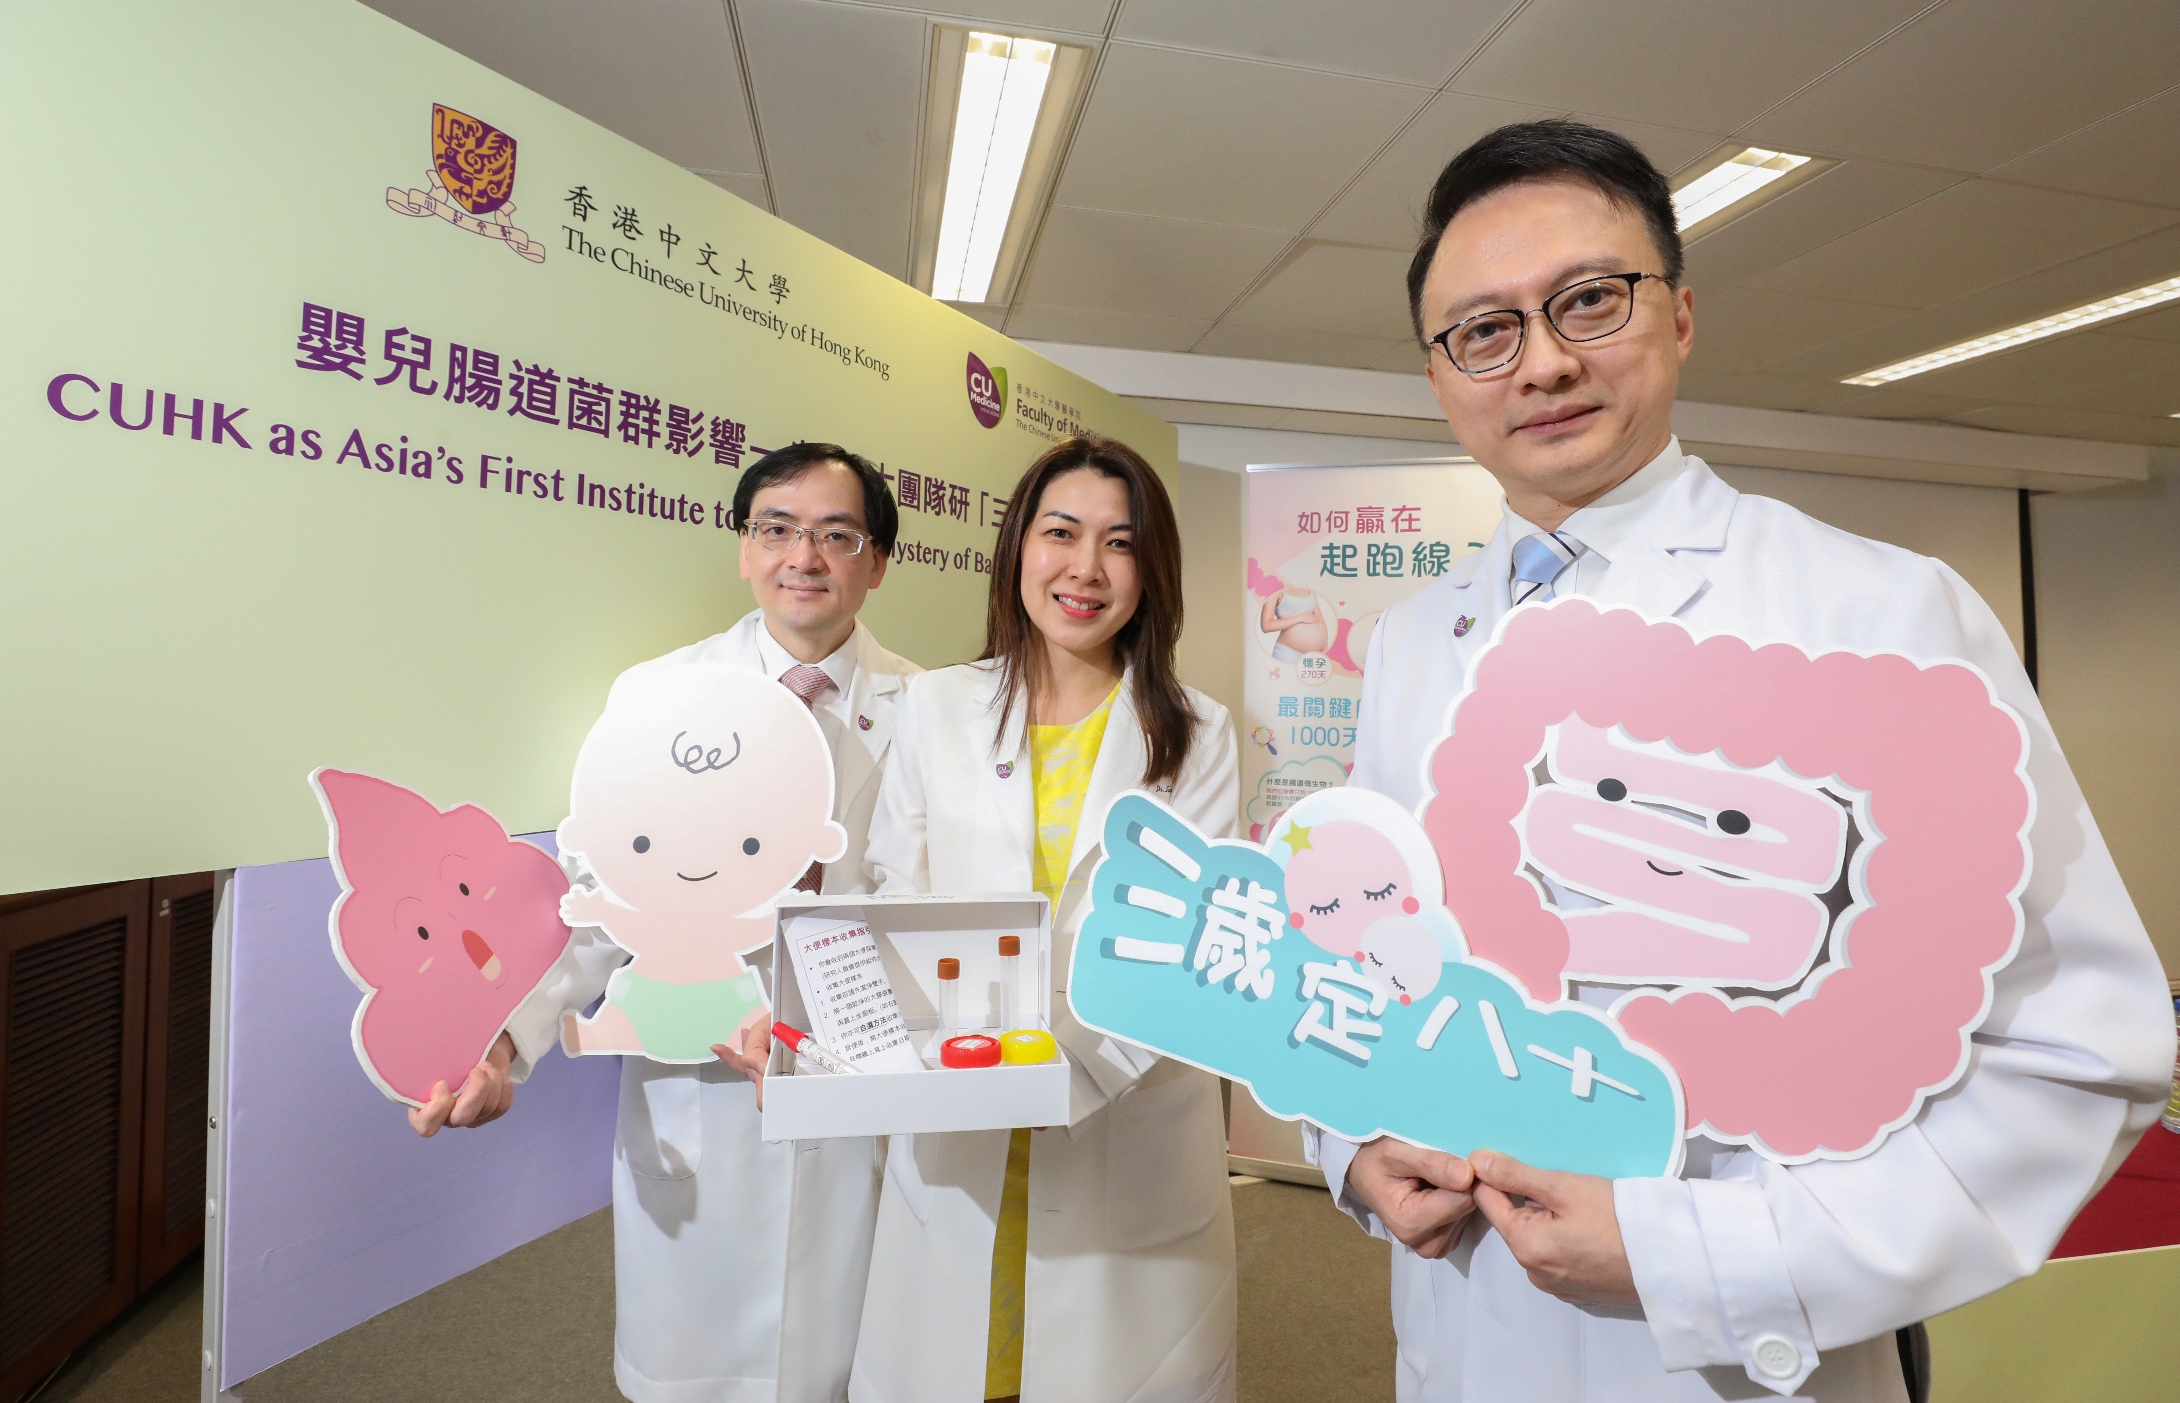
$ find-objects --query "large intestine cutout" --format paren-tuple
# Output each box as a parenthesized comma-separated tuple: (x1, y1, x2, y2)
(1520, 720, 1857, 989)
(1424, 601, 2033, 1162)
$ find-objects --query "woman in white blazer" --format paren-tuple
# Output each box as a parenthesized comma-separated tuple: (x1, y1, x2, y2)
(852, 436, 1241, 1403)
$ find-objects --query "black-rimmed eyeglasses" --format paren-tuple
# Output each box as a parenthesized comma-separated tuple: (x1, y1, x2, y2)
(1427, 272, 1668, 375)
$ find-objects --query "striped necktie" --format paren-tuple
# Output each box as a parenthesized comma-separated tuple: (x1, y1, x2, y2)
(1510, 530, 1585, 605)
(780, 664, 833, 893)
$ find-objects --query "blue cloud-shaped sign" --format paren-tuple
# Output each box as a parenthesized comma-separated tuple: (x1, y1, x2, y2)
(1069, 793, 1685, 1179)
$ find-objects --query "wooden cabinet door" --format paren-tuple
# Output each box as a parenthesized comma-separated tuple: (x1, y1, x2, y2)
(139, 873, 216, 1284)
(0, 883, 149, 1399)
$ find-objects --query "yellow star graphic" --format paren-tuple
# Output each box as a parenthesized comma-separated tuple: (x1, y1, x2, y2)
(1280, 822, 1314, 854)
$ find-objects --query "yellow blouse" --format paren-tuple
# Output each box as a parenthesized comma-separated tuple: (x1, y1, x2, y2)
(987, 683, 1118, 1399)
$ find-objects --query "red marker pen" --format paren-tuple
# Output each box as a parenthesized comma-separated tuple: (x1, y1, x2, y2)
(773, 1022, 863, 1077)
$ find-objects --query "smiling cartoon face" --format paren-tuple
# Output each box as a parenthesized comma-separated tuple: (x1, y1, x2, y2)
(1285, 821, 1424, 955)
(561, 663, 848, 953)
(315, 768, 572, 1105)
(1517, 720, 1852, 989)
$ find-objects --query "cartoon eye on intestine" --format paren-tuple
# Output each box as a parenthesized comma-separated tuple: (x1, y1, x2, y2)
(312, 769, 574, 1108)
(1519, 719, 1858, 990)
(1269, 787, 1456, 1007)
(1425, 601, 2034, 1161)
(556, 662, 847, 1064)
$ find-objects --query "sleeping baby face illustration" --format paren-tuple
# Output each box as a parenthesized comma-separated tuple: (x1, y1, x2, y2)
(1516, 720, 1853, 989)
(560, 665, 848, 959)
(315, 768, 572, 1106)
(1284, 820, 1441, 1005)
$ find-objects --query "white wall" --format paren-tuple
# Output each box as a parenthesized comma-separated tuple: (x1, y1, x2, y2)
(2032, 452, 2180, 978)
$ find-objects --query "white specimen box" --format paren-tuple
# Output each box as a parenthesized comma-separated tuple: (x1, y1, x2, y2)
(760, 892, 1070, 1141)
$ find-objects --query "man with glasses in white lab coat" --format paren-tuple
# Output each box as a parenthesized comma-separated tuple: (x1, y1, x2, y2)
(1308, 120, 2173, 1403)
(410, 442, 920, 1403)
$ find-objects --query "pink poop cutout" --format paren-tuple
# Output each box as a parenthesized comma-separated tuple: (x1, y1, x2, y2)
(1424, 603, 2031, 1160)
(1521, 719, 1851, 989)
(315, 769, 572, 1106)
(1285, 820, 1440, 1004)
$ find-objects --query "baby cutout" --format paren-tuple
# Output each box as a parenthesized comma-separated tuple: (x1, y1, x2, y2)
(558, 662, 847, 1063)
(1519, 720, 1854, 989)
(1424, 601, 2033, 1161)
(312, 768, 573, 1107)
(1272, 787, 1450, 1007)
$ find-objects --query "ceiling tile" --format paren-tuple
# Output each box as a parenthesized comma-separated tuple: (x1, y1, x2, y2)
(1053, 44, 1424, 230)
(2101, 302, 2180, 345)
(1689, 287, 1914, 371)
(1309, 91, 1559, 250)
(361, 0, 760, 173)
(1113, 0, 1514, 86)
(1370, 341, 1431, 373)
(1682, 161, 1964, 292)
(1003, 303, 1212, 351)
(698, 171, 772, 211)
(736, 0, 926, 280)
(1744, 180, 2179, 310)
(1991, 87, 2180, 213)
(1748, 0, 2180, 172)
(1450, 0, 1931, 135)
(1767, 223, 2180, 383)
(1567, 115, 1725, 178)
(1222, 242, 1417, 340)
(1193, 323, 1410, 370)
(911, 1, 1117, 35)
(1902, 333, 2180, 409)
(1814, 386, 1999, 421)
(1671, 367, 1872, 414)
(1946, 404, 2180, 447)
(1016, 206, 1293, 320)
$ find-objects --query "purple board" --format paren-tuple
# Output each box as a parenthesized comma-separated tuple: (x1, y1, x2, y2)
(217, 838, 620, 1389)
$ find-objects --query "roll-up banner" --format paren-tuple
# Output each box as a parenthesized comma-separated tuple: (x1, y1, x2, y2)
(1241, 461, 1504, 838)
(0, 0, 1173, 896)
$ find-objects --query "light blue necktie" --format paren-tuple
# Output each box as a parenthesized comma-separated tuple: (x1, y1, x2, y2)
(1510, 530, 1585, 604)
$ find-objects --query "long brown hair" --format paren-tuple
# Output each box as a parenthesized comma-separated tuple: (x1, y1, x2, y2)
(981, 434, 1198, 787)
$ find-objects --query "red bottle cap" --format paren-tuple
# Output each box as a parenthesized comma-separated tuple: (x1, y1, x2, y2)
(772, 1022, 807, 1050)
(998, 935, 1021, 956)
(940, 1033, 1002, 1068)
(938, 957, 961, 980)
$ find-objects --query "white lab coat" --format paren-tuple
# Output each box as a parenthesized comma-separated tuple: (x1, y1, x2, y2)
(850, 661, 1242, 1403)
(1308, 445, 2174, 1402)
(504, 612, 922, 1403)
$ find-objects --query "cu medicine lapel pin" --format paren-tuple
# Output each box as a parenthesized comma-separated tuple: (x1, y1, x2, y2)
(858, 715, 873, 732)
(1454, 615, 1475, 638)
(996, 762, 1015, 779)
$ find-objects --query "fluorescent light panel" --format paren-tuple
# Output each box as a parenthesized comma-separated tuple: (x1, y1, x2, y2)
(1843, 275, 2180, 386)
(1672, 147, 1812, 232)
(931, 32, 1054, 304)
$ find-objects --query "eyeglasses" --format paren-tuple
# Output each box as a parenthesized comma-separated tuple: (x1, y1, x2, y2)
(745, 516, 869, 557)
(1427, 272, 1667, 375)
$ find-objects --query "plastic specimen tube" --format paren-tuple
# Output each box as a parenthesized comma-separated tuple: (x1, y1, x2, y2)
(937, 956, 961, 1041)
(772, 1022, 862, 1077)
(998, 934, 1022, 1031)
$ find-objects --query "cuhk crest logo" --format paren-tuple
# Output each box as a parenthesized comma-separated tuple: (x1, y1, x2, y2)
(387, 104, 547, 263)
(967, 352, 1007, 429)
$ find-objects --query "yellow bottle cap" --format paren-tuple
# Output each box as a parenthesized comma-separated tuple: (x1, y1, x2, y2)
(999, 1029, 1058, 1065)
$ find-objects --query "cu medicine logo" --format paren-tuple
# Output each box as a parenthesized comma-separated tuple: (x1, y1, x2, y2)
(387, 103, 548, 263)
(966, 352, 1008, 429)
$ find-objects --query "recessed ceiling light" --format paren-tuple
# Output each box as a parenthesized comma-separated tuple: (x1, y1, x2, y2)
(912, 31, 1088, 307)
(1843, 275, 2180, 386)
(1671, 145, 1834, 240)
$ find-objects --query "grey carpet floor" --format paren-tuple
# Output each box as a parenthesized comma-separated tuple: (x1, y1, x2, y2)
(35, 1179, 1392, 1402)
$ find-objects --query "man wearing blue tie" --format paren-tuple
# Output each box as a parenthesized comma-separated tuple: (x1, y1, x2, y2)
(1308, 120, 2172, 1403)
